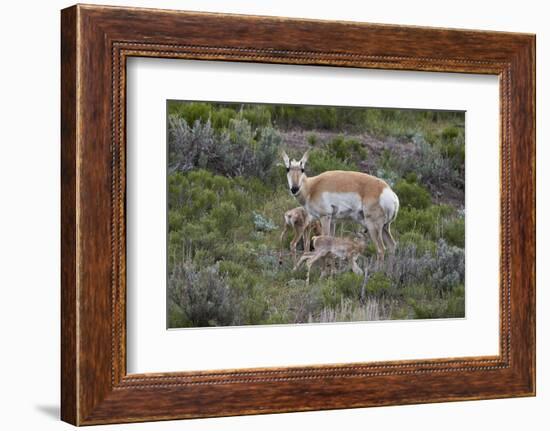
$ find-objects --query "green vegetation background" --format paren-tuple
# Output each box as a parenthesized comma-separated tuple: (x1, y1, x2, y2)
(167, 101, 466, 328)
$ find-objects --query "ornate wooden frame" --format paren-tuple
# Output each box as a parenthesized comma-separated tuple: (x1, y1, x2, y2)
(61, 4, 536, 425)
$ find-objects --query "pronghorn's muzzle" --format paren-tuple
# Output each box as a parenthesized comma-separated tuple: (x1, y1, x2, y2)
(290, 186, 300, 195)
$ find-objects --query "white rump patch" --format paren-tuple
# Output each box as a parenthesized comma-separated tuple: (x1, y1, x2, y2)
(379, 187, 399, 224)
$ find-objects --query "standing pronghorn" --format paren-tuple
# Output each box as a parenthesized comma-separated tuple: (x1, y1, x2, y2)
(282, 150, 399, 262)
(279, 207, 321, 264)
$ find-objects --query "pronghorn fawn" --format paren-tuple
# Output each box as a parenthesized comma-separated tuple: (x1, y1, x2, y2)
(294, 234, 367, 285)
(279, 206, 321, 265)
(282, 150, 399, 262)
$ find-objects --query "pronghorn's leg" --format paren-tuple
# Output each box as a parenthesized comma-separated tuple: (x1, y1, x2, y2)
(350, 254, 364, 275)
(279, 222, 290, 264)
(303, 225, 312, 252)
(376, 224, 386, 263)
(377, 224, 385, 254)
(293, 251, 315, 271)
(320, 215, 332, 236)
(364, 219, 385, 263)
(319, 253, 331, 278)
(290, 225, 306, 264)
(330, 205, 338, 237)
(382, 222, 397, 253)
(319, 215, 334, 273)
(304, 250, 329, 286)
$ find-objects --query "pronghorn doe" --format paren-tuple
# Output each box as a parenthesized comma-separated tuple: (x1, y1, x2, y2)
(294, 234, 367, 285)
(279, 206, 321, 264)
(282, 150, 399, 262)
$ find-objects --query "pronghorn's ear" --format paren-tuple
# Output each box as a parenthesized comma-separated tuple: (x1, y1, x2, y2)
(281, 150, 290, 168)
(299, 150, 310, 166)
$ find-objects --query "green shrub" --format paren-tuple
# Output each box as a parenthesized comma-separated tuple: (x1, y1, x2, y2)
(168, 100, 464, 138)
(182, 188, 216, 219)
(396, 134, 461, 189)
(362, 109, 384, 135)
(361, 108, 427, 139)
(410, 300, 445, 319)
(175, 224, 218, 259)
(334, 272, 364, 298)
(307, 149, 357, 175)
(227, 242, 261, 270)
(394, 179, 431, 209)
(398, 231, 436, 256)
(242, 105, 272, 129)
(168, 116, 281, 181)
(252, 212, 277, 232)
(210, 107, 237, 130)
(210, 202, 238, 235)
(168, 261, 236, 327)
(168, 101, 212, 126)
(319, 280, 340, 308)
(443, 217, 465, 248)
(310, 107, 338, 129)
(439, 125, 465, 172)
(409, 284, 465, 319)
(234, 176, 271, 198)
(167, 230, 184, 264)
(394, 206, 435, 239)
(404, 172, 419, 184)
(225, 269, 269, 325)
(365, 272, 392, 297)
(441, 125, 461, 141)
(316, 297, 391, 322)
(326, 136, 367, 164)
(253, 127, 282, 180)
(168, 210, 184, 232)
(379, 148, 397, 171)
(168, 116, 215, 173)
(218, 260, 246, 278)
(307, 133, 318, 146)
(401, 283, 433, 302)
(430, 239, 465, 292)
(238, 292, 269, 325)
(375, 167, 399, 188)
(445, 285, 465, 317)
(168, 173, 190, 208)
(381, 238, 464, 294)
(394, 204, 454, 240)
(225, 189, 248, 214)
(192, 249, 216, 266)
(183, 169, 220, 192)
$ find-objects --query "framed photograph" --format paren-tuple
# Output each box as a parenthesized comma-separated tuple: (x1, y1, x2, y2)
(61, 4, 535, 425)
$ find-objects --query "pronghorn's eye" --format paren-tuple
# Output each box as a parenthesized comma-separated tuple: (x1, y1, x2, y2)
(301, 168, 305, 173)
(286, 167, 290, 173)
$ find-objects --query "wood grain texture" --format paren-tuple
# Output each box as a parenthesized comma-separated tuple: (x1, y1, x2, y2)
(60, 4, 536, 425)
(60, 5, 78, 425)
